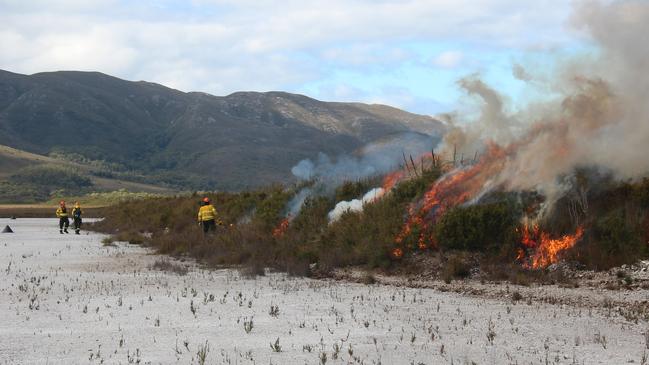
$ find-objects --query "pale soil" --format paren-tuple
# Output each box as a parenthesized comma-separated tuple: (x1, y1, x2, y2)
(1, 219, 648, 365)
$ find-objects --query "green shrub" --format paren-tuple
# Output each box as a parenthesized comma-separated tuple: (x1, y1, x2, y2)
(577, 208, 648, 269)
(434, 202, 519, 253)
(334, 179, 376, 203)
(89, 165, 649, 277)
(635, 178, 649, 209)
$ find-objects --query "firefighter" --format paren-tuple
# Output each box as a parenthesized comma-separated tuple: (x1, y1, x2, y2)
(56, 201, 70, 234)
(72, 202, 83, 235)
(197, 197, 220, 234)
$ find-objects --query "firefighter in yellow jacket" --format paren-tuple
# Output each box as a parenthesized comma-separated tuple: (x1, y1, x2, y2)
(72, 202, 83, 235)
(56, 201, 70, 234)
(197, 197, 220, 234)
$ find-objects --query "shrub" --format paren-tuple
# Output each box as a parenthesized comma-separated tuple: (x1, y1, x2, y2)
(441, 254, 471, 282)
(334, 179, 377, 203)
(576, 208, 647, 269)
(434, 202, 519, 253)
(89, 166, 649, 278)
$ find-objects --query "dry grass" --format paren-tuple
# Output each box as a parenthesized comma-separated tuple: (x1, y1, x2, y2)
(151, 259, 189, 275)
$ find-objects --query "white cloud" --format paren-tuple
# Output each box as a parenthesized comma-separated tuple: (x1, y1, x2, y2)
(316, 82, 450, 115)
(433, 51, 464, 68)
(0, 0, 578, 110)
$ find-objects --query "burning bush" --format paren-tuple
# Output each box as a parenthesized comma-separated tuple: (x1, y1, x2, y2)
(91, 158, 649, 280)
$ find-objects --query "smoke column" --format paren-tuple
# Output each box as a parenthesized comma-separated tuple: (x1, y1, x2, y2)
(439, 0, 649, 210)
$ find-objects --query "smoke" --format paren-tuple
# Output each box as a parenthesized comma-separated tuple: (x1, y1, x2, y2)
(512, 63, 533, 82)
(285, 187, 312, 218)
(457, 75, 517, 146)
(328, 187, 385, 222)
(442, 0, 649, 211)
(286, 132, 441, 217)
(292, 132, 441, 186)
(288, 1, 649, 225)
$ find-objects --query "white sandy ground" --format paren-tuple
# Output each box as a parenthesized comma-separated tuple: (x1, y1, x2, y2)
(1, 219, 649, 365)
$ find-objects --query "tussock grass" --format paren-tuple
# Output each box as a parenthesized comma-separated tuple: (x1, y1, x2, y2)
(151, 259, 189, 275)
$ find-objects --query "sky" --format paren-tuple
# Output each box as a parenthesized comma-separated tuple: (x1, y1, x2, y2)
(0, 0, 594, 115)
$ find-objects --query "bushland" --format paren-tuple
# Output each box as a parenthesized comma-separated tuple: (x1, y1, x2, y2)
(91, 169, 649, 279)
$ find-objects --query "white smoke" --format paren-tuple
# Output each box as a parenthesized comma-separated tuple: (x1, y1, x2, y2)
(286, 132, 442, 217)
(292, 132, 441, 185)
(285, 187, 312, 218)
(328, 187, 385, 222)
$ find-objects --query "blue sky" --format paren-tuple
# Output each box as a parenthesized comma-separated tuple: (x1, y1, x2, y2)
(0, 0, 594, 115)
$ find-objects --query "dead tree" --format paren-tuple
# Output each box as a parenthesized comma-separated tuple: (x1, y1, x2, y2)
(409, 154, 419, 178)
(431, 149, 436, 168)
(402, 151, 412, 177)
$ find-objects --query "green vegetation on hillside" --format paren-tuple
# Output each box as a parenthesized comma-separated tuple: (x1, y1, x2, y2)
(0, 70, 444, 192)
(45, 189, 167, 206)
(0, 165, 93, 203)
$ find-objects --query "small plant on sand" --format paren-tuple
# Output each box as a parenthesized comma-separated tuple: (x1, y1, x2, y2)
(243, 317, 254, 333)
(332, 343, 340, 359)
(486, 319, 496, 345)
(269, 304, 280, 317)
(190, 300, 196, 316)
(197, 341, 209, 365)
(594, 330, 607, 349)
(102, 237, 117, 247)
(270, 337, 282, 352)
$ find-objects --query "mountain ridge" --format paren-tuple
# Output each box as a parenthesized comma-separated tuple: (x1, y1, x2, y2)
(0, 69, 445, 191)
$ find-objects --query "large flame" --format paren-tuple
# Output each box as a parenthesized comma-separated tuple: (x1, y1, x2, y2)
(394, 143, 508, 250)
(518, 225, 584, 269)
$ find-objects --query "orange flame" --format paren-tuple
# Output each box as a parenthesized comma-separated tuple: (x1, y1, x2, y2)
(518, 225, 584, 269)
(272, 217, 290, 238)
(391, 247, 404, 259)
(381, 151, 438, 193)
(521, 224, 540, 248)
(394, 143, 508, 250)
(382, 170, 405, 191)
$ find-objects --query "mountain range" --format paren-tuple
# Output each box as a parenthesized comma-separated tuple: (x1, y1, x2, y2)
(0, 69, 444, 194)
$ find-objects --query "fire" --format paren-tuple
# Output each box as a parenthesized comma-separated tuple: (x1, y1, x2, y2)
(272, 217, 290, 238)
(391, 247, 404, 259)
(381, 151, 439, 193)
(394, 143, 508, 251)
(520, 224, 540, 248)
(518, 225, 584, 269)
(382, 170, 405, 191)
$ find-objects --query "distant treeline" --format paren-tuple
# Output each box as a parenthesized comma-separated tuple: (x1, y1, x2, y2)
(0, 164, 93, 203)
